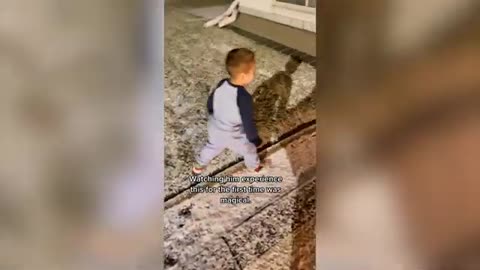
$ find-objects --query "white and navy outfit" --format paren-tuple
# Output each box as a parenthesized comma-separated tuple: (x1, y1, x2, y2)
(197, 79, 262, 169)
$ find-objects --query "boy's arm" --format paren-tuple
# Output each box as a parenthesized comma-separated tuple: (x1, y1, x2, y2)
(237, 87, 262, 147)
(207, 91, 214, 114)
(207, 79, 228, 114)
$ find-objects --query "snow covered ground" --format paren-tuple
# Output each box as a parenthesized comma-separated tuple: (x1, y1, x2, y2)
(164, 7, 315, 198)
(163, 3, 316, 269)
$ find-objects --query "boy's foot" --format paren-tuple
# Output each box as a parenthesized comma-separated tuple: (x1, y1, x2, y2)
(192, 164, 205, 175)
(251, 165, 263, 173)
(248, 158, 273, 173)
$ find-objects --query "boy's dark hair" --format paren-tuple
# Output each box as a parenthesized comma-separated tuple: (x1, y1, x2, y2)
(225, 48, 255, 76)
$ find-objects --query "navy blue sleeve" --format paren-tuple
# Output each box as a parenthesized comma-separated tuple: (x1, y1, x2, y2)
(207, 92, 214, 114)
(207, 79, 228, 115)
(237, 87, 262, 147)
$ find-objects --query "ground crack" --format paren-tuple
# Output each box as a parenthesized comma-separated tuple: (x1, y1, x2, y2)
(164, 120, 316, 203)
(221, 236, 243, 270)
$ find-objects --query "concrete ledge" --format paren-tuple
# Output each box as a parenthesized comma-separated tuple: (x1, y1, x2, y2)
(233, 12, 316, 56)
(240, 6, 316, 33)
(165, 124, 315, 209)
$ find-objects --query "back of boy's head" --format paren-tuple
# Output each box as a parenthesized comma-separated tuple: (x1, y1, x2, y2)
(225, 48, 255, 77)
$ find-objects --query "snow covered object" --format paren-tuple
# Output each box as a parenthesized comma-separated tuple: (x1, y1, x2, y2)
(204, 0, 240, 28)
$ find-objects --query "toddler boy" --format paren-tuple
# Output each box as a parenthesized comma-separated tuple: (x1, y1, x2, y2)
(193, 48, 263, 174)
